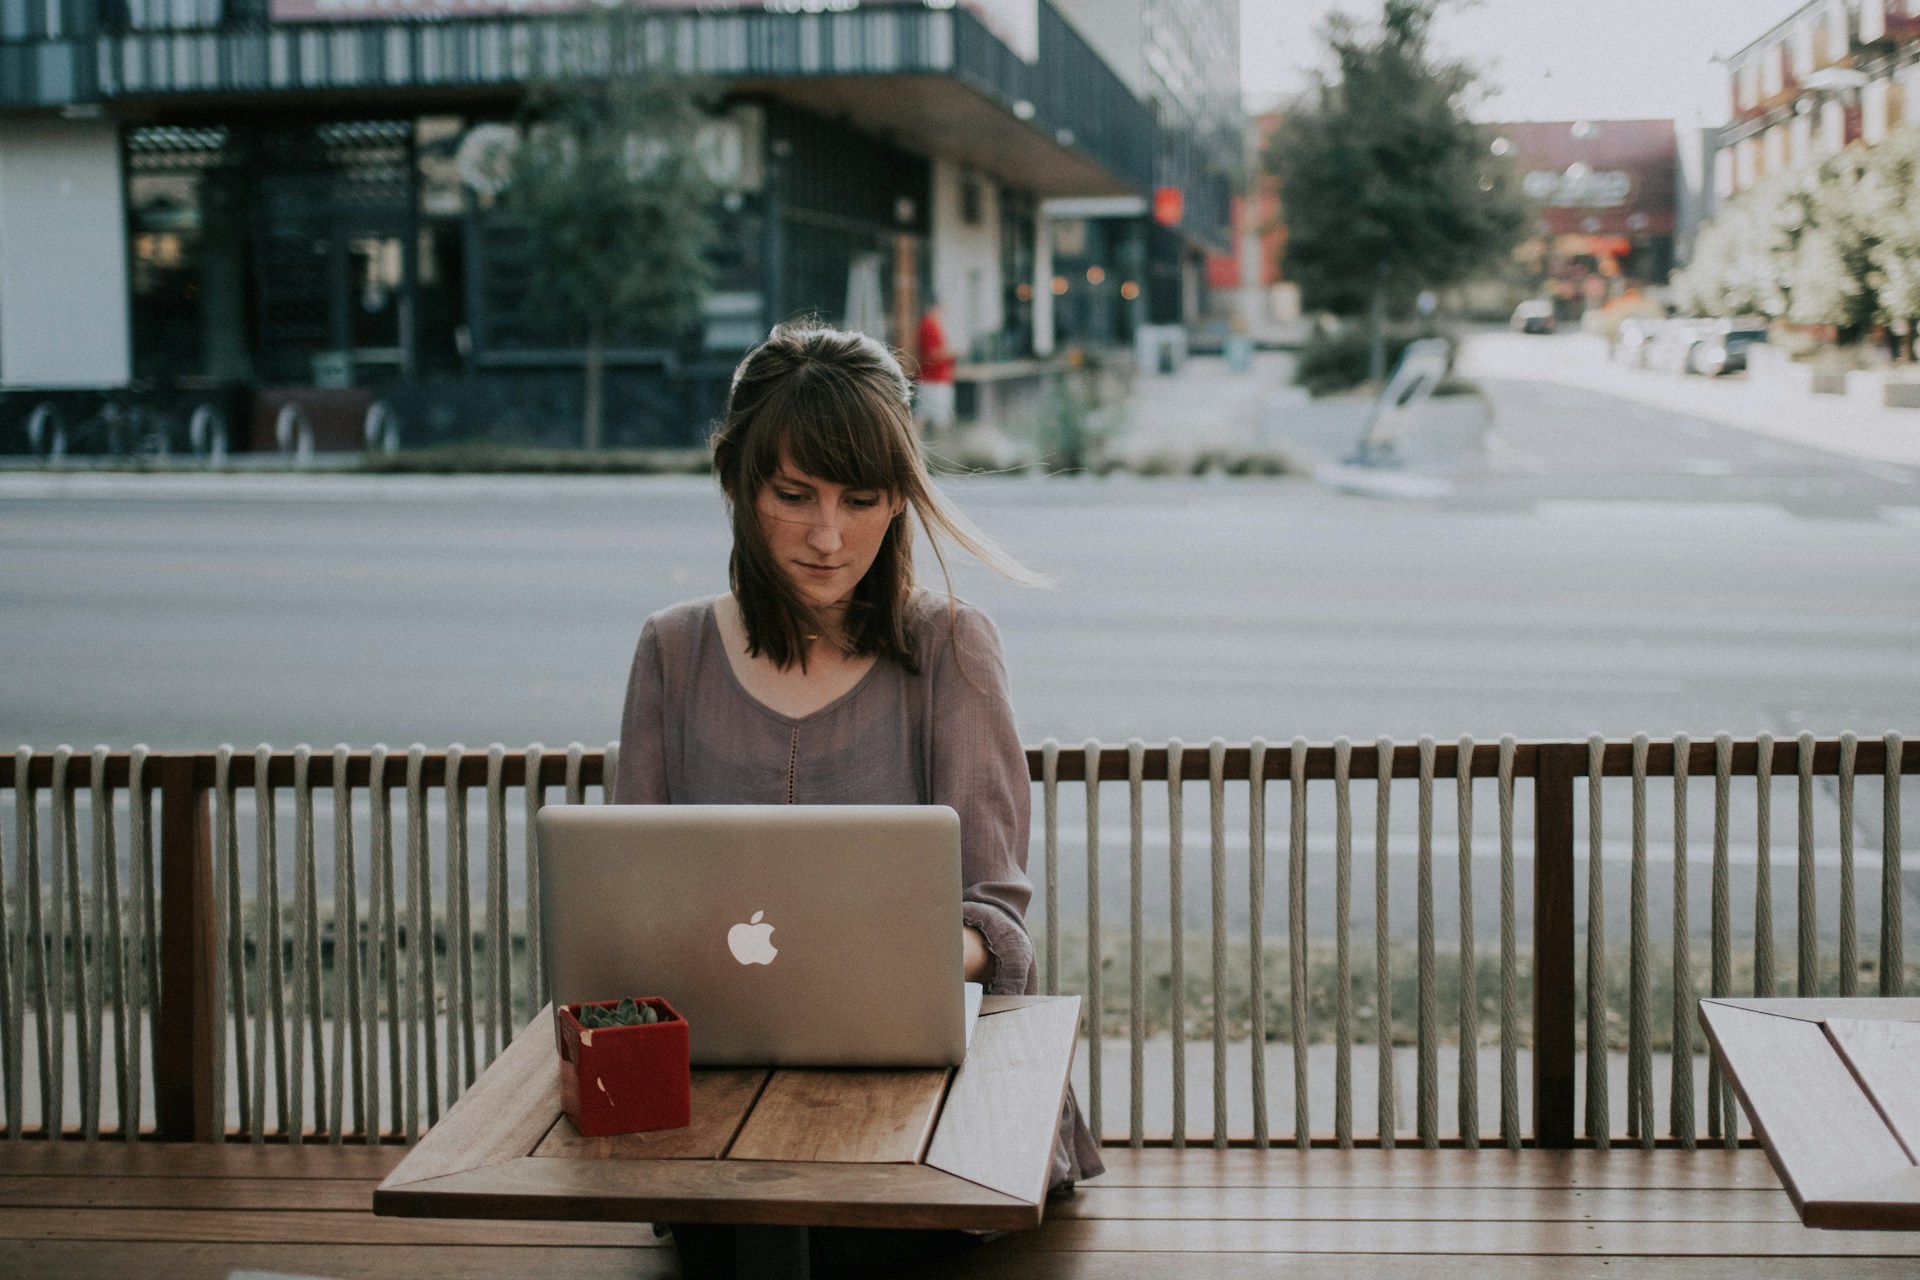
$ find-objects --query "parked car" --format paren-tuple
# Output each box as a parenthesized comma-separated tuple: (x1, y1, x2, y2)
(1683, 318, 1769, 376)
(1510, 299, 1556, 334)
(1613, 317, 1659, 367)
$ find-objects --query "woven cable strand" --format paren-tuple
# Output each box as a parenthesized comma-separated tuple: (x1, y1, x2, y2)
(1710, 733, 1736, 1145)
(254, 745, 287, 1143)
(1084, 738, 1103, 1143)
(1332, 737, 1352, 1149)
(1374, 736, 1395, 1148)
(1041, 740, 1059, 996)
(486, 744, 510, 1069)
(1585, 734, 1608, 1148)
(10, 747, 42, 1139)
(128, 745, 156, 1141)
(370, 744, 399, 1142)
(333, 743, 365, 1142)
(1249, 738, 1270, 1150)
(1885, 732, 1905, 997)
(89, 744, 120, 1140)
(1455, 736, 1478, 1149)
(1497, 736, 1519, 1149)
(405, 745, 434, 1134)
(1754, 732, 1775, 997)
(214, 747, 246, 1139)
(1670, 734, 1695, 1147)
(1415, 736, 1436, 1147)
(1837, 734, 1857, 997)
(525, 743, 549, 1016)
(1288, 736, 1310, 1149)
(447, 743, 475, 1099)
(291, 747, 318, 1142)
(1126, 740, 1146, 1149)
(1166, 738, 1187, 1148)
(1796, 732, 1817, 997)
(84, 745, 113, 1139)
(1628, 734, 1651, 1149)
(50, 747, 73, 1141)
(1208, 737, 1229, 1149)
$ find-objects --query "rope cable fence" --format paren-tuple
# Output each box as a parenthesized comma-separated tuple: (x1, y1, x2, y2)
(0, 736, 1913, 1146)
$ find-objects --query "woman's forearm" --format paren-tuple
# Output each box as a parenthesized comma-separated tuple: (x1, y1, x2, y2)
(962, 924, 992, 983)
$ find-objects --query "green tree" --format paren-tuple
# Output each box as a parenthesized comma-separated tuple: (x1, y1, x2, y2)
(1264, 0, 1531, 381)
(1864, 128, 1920, 356)
(503, 66, 716, 449)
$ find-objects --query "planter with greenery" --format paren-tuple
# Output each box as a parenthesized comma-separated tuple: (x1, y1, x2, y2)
(556, 995, 691, 1136)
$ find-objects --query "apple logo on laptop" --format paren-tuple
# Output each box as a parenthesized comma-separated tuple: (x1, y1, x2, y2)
(728, 910, 778, 965)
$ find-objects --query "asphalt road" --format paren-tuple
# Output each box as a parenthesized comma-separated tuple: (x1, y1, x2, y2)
(3, 355, 1917, 943)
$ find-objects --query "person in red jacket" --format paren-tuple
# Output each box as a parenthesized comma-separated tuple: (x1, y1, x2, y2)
(914, 300, 957, 437)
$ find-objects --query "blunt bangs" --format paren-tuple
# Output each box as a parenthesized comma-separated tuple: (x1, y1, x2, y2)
(737, 356, 917, 500)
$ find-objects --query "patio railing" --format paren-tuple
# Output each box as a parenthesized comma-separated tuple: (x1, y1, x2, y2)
(1, 735, 1911, 1149)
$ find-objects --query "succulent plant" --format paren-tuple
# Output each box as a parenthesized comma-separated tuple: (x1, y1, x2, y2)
(576, 997, 661, 1029)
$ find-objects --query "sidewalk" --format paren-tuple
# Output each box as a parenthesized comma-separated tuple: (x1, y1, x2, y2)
(1107, 350, 1309, 464)
(1458, 331, 1920, 470)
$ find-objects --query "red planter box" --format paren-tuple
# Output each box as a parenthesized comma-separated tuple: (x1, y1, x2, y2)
(555, 997, 691, 1137)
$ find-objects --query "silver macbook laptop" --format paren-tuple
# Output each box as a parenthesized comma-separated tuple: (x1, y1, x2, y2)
(538, 804, 980, 1068)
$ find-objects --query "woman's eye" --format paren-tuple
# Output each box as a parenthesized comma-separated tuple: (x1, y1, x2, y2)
(773, 489, 807, 504)
(846, 494, 882, 509)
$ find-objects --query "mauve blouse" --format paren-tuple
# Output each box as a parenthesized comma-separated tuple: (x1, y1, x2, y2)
(613, 591, 1103, 1185)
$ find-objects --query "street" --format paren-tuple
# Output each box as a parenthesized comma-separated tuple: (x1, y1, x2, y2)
(4, 337, 1914, 750)
(3, 337, 1917, 943)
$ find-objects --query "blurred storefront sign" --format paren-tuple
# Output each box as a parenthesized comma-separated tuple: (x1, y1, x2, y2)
(1152, 186, 1182, 227)
(1521, 166, 1632, 209)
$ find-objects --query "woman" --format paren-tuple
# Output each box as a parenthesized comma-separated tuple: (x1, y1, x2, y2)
(613, 323, 1100, 1275)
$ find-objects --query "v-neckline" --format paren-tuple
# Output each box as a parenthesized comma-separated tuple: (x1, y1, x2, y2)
(705, 598, 886, 726)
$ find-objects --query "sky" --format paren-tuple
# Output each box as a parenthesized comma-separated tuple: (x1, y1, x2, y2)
(1241, 0, 1812, 126)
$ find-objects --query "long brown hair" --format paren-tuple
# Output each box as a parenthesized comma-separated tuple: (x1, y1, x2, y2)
(711, 322, 1037, 673)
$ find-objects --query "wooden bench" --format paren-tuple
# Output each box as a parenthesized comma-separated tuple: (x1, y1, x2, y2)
(8, 1144, 1920, 1278)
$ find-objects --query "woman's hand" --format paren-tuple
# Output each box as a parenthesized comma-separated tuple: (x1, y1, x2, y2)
(963, 924, 992, 984)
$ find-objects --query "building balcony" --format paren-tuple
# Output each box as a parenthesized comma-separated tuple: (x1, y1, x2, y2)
(0, 2, 1152, 199)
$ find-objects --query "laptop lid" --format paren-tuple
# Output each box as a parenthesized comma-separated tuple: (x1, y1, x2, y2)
(538, 804, 968, 1068)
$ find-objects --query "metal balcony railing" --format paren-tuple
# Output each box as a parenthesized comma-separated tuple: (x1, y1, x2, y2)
(1, 734, 1912, 1148)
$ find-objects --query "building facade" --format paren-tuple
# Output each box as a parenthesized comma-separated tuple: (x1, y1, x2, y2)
(1714, 0, 1920, 203)
(1491, 119, 1680, 319)
(0, 1, 1220, 451)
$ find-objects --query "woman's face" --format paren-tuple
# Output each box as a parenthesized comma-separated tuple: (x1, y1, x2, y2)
(752, 452, 905, 615)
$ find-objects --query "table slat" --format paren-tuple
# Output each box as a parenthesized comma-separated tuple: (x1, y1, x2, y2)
(1825, 1018, 1920, 1162)
(380, 1154, 1039, 1231)
(1807, 1167, 1920, 1230)
(1712, 998, 1920, 1025)
(0, 1206, 659, 1247)
(376, 1007, 561, 1190)
(1700, 1000, 1910, 1217)
(926, 996, 1080, 1203)
(729, 1068, 949, 1164)
(533, 1069, 768, 1161)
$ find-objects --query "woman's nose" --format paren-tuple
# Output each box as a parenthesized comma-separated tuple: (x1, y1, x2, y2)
(806, 510, 844, 552)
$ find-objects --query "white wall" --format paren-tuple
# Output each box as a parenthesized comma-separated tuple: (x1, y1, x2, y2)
(0, 119, 131, 389)
(929, 157, 1004, 362)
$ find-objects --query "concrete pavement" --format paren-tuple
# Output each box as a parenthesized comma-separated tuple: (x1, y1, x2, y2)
(1460, 331, 1920, 470)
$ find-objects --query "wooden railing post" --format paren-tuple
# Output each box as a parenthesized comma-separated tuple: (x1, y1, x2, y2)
(155, 755, 219, 1142)
(1532, 743, 1578, 1148)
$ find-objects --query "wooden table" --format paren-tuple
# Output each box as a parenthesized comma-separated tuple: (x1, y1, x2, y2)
(374, 994, 1080, 1277)
(1700, 996, 1920, 1230)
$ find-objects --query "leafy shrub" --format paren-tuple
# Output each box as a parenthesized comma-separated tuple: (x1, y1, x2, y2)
(1293, 322, 1448, 397)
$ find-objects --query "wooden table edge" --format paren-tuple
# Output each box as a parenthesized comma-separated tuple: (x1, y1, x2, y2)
(373, 1155, 1044, 1231)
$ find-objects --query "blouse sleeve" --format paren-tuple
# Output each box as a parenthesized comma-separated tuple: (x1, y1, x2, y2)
(613, 618, 671, 805)
(930, 604, 1036, 996)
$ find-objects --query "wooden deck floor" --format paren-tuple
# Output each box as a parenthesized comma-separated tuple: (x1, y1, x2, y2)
(4, 1143, 1919, 1278)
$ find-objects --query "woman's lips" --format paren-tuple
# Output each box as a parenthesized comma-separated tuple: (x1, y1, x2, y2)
(796, 562, 840, 576)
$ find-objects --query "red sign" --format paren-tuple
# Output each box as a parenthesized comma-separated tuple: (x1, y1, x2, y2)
(1153, 186, 1183, 228)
